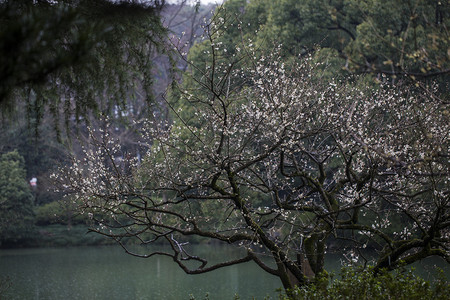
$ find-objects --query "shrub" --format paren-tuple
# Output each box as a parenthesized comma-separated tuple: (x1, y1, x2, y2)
(35, 200, 88, 225)
(279, 266, 450, 300)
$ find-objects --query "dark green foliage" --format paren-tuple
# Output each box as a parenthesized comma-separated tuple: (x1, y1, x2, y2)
(0, 0, 96, 106)
(191, 0, 448, 81)
(35, 201, 65, 225)
(0, 151, 35, 245)
(35, 200, 87, 226)
(0, 0, 167, 136)
(279, 267, 450, 300)
(34, 224, 113, 247)
(341, 0, 449, 78)
(0, 115, 68, 204)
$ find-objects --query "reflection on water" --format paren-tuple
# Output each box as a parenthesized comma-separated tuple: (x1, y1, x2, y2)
(0, 245, 448, 299)
(0, 245, 281, 300)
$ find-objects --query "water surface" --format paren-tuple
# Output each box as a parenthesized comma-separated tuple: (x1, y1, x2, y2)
(0, 245, 281, 299)
(0, 245, 448, 299)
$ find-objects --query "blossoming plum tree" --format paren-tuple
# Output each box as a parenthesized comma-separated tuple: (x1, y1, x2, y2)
(55, 10, 449, 292)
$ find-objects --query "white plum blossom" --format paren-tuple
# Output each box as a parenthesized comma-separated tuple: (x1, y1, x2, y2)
(54, 7, 449, 291)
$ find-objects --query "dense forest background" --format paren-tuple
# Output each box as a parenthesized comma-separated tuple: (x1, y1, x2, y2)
(0, 0, 216, 247)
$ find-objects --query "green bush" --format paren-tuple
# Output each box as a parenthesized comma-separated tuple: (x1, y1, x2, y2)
(0, 151, 35, 245)
(35, 224, 114, 247)
(35, 200, 88, 225)
(35, 201, 63, 225)
(279, 266, 450, 300)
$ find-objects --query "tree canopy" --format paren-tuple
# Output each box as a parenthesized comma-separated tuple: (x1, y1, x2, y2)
(56, 4, 449, 292)
(0, 0, 167, 136)
(187, 0, 449, 80)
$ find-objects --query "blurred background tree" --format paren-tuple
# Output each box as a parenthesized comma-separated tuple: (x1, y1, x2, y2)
(0, 151, 35, 246)
(0, 0, 167, 136)
(0, 0, 169, 206)
(0, 0, 218, 245)
(188, 0, 448, 82)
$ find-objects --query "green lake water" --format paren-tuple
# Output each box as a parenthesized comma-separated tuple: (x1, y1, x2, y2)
(0, 245, 281, 300)
(0, 245, 448, 299)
